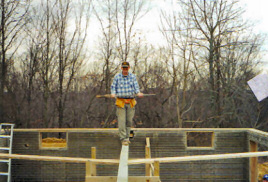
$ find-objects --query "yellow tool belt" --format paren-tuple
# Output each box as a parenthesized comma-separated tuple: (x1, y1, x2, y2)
(116, 98, 136, 108)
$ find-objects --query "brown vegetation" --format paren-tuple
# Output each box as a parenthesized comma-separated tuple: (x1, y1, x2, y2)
(258, 162, 268, 181)
(42, 137, 67, 148)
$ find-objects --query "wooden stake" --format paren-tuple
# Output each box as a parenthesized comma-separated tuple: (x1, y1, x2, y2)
(250, 141, 258, 182)
(154, 161, 160, 177)
(146, 137, 150, 147)
(91, 147, 96, 176)
(86, 161, 92, 177)
(145, 137, 152, 176)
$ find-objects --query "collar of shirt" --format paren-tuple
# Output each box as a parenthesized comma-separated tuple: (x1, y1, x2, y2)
(120, 72, 131, 78)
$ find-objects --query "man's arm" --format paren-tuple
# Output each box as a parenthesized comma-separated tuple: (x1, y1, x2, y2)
(111, 75, 117, 98)
(133, 75, 143, 98)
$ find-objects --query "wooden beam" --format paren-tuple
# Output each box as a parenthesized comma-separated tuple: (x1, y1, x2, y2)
(91, 147, 96, 159)
(153, 161, 160, 176)
(86, 161, 92, 177)
(3, 150, 268, 167)
(0, 153, 119, 164)
(250, 141, 258, 182)
(248, 129, 268, 147)
(117, 145, 129, 182)
(145, 146, 151, 176)
(14, 128, 250, 132)
(86, 176, 161, 182)
(146, 137, 150, 147)
(145, 137, 152, 176)
(91, 147, 97, 176)
(128, 151, 268, 164)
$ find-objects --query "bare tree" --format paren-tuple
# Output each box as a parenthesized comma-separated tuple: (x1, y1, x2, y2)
(115, 0, 147, 62)
(21, 0, 59, 127)
(160, 6, 198, 127)
(0, 0, 30, 122)
(218, 31, 265, 127)
(92, 0, 119, 127)
(52, 0, 90, 128)
(21, 42, 40, 127)
(175, 0, 261, 126)
(41, 0, 58, 128)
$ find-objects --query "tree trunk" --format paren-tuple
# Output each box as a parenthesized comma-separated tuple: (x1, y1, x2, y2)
(0, 0, 6, 122)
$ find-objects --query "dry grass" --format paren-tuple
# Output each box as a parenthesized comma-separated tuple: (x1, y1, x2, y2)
(42, 137, 67, 148)
(258, 162, 268, 181)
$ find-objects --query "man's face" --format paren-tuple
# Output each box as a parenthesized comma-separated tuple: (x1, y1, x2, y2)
(121, 67, 130, 75)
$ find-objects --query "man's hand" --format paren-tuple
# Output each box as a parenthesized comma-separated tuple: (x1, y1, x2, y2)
(137, 92, 144, 98)
(110, 94, 116, 98)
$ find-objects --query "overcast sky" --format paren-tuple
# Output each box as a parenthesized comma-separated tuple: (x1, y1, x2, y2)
(239, 0, 268, 72)
(243, 0, 268, 32)
(88, 0, 268, 72)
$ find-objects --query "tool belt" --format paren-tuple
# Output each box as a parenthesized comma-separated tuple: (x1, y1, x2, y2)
(116, 98, 136, 108)
(124, 99, 131, 104)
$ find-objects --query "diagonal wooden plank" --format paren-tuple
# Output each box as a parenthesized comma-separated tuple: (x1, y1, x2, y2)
(117, 145, 129, 182)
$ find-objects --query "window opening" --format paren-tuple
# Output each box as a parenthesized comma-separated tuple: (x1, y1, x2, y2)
(40, 132, 67, 149)
(186, 131, 214, 148)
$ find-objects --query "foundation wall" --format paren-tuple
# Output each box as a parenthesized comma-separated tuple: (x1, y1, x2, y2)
(4, 129, 250, 181)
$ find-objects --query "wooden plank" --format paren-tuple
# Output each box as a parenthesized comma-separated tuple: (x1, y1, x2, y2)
(248, 128, 268, 137)
(91, 147, 96, 176)
(0, 153, 119, 164)
(146, 137, 150, 147)
(154, 161, 160, 176)
(248, 129, 268, 147)
(250, 141, 258, 182)
(86, 161, 92, 177)
(5, 150, 267, 166)
(145, 146, 151, 176)
(91, 147, 96, 159)
(128, 151, 268, 164)
(14, 128, 250, 132)
(145, 137, 152, 176)
(117, 145, 129, 182)
(86, 176, 161, 182)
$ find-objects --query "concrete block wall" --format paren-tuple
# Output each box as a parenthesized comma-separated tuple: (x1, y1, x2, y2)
(7, 129, 250, 181)
(132, 129, 248, 181)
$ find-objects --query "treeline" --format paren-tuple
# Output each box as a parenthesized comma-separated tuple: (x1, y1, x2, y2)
(0, 0, 267, 129)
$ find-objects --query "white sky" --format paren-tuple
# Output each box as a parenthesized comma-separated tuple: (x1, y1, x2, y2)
(87, 0, 268, 73)
(242, 0, 268, 73)
(243, 0, 268, 32)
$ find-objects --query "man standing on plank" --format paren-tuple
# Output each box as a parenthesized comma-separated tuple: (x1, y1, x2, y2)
(111, 61, 143, 145)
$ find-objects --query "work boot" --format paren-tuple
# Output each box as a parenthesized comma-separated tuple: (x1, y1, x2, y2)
(125, 138, 131, 144)
(121, 138, 130, 145)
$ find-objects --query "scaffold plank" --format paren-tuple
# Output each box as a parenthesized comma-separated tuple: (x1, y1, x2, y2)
(117, 145, 129, 182)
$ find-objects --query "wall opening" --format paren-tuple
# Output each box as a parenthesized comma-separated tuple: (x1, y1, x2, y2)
(40, 132, 67, 149)
(130, 130, 135, 138)
(186, 131, 214, 149)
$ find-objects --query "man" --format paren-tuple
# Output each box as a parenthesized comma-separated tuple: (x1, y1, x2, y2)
(263, 174, 268, 182)
(111, 61, 143, 145)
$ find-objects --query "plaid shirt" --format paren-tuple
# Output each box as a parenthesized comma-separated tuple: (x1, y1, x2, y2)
(111, 72, 140, 98)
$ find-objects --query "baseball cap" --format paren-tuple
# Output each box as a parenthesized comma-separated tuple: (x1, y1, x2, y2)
(263, 174, 268, 180)
(121, 62, 130, 68)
